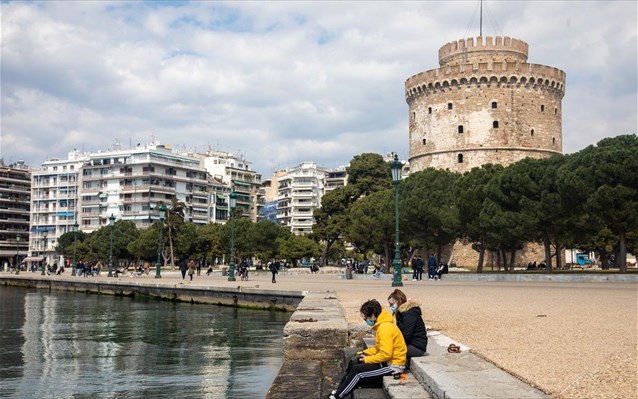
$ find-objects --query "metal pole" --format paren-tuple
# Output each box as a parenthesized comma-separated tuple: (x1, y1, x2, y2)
(392, 181, 403, 287)
(41, 235, 47, 276)
(72, 228, 77, 276)
(108, 222, 114, 277)
(15, 234, 20, 275)
(155, 217, 163, 279)
(228, 209, 236, 282)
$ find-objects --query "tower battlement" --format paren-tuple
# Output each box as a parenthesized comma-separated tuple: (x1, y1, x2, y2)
(439, 36, 529, 66)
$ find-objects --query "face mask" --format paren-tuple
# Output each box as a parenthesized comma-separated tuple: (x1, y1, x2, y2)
(390, 305, 397, 313)
(365, 319, 375, 327)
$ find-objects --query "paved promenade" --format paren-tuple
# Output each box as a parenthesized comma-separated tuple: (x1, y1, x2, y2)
(3, 268, 636, 398)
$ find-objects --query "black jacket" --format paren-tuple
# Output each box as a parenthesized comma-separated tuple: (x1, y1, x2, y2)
(396, 299, 428, 352)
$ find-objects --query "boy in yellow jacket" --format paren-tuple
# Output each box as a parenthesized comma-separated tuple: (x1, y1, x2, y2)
(329, 299, 407, 399)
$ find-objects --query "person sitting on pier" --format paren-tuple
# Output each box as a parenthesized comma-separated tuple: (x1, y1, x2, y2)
(329, 299, 406, 399)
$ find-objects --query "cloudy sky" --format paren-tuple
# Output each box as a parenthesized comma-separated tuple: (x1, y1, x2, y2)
(1, 0, 636, 177)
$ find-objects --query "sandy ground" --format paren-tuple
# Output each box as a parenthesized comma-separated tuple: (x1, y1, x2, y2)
(6, 269, 637, 398)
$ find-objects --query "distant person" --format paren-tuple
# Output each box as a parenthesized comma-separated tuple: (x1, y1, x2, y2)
(179, 259, 188, 280)
(188, 260, 195, 281)
(435, 263, 448, 280)
(206, 265, 213, 276)
(388, 289, 427, 371)
(372, 264, 384, 279)
(427, 255, 437, 280)
(269, 262, 278, 283)
(415, 256, 424, 281)
(196, 260, 202, 276)
(329, 299, 406, 399)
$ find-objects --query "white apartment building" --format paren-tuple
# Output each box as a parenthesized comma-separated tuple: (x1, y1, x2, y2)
(30, 150, 87, 266)
(29, 143, 228, 265)
(195, 150, 263, 222)
(276, 162, 328, 235)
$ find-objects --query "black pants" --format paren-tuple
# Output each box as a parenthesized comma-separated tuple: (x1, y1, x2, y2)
(335, 362, 395, 398)
(271, 271, 277, 283)
(416, 268, 423, 280)
(406, 344, 426, 370)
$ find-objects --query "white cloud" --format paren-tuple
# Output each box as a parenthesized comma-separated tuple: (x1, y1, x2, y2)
(1, 0, 636, 176)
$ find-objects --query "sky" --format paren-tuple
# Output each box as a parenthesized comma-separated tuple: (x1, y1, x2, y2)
(1, 0, 636, 178)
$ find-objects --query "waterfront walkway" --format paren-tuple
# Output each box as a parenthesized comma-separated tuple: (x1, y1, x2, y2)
(2, 268, 636, 398)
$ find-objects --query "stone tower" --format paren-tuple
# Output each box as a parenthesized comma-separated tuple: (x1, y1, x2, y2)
(406, 36, 565, 173)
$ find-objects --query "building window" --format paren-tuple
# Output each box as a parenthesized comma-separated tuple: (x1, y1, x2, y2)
(412, 112, 416, 120)
(422, 138, 427, 145)
(458, 125, 464, 134)
(447, 103, 453, 110)
(552, 137, 556, 145)
(491, 101, 497, 109)
(531, 129, 535, 136)
(457, 154, 464, 163)
(493, 121, 499, 128)
(428, 107, 432, 114)
(541, 105, 545, 112)
(555, 108, 558, 115)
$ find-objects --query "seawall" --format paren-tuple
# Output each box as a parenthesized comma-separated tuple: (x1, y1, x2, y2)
(0, 275, 305, 311)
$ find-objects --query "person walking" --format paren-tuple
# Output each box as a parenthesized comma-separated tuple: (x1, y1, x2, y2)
(387, 289, 427, 371)
(269, 262, 278, 283)
(188, 260, 195, 281)
(329, 299, 406, 399)
(415, 256, 424, 281)
(179, 258, 188, 280)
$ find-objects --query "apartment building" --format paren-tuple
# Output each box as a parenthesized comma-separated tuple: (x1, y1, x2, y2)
(29, 144, 227, 265)
(30, 150, 86, 266)
(0, 161, 31, 269)
(276, 162, 328, 235)
(196, 150, 263, 222)
(323, 166, 348, 193)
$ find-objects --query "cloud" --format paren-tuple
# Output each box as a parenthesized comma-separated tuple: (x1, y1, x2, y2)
(1, 0, 636, 176)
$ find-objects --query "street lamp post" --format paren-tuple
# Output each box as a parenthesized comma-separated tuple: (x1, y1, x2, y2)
(155, 204, 166, 279)
(108, 214, 115, 277)
(41, 230, 48, 276)
(15, 233, 21, 275)
(390, 154, 404, 287)
(72, 221, 79, 276)
(228, 191, 238, 282)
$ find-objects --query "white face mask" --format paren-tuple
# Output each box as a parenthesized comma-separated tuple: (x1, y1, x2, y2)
(390, 304, 397, 313)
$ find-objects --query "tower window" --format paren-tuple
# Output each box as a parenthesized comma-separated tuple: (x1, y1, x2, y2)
(491, 101, 497, 109)
(493, 121, 499, 128)
(552, 137, 556, 145)
(458, 125, 464, 134)
(447, 103, 453, 110)
(555, 108, 558, 115)
(428, 107, 432, 114)
(457, 154, 464, 163)
(541, 105, 545, 112)
(412, 112, 415, 120)
(422, 138, 426, 145)
(531, 129, 535, 136)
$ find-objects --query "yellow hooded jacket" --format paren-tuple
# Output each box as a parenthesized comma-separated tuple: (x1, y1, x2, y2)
(362, 308, 407, 367)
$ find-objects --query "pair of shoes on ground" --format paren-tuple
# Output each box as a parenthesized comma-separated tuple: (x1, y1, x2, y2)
(328, 389, 338, 399)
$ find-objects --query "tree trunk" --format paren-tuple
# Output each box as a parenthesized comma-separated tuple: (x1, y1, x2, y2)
(168, 224, 175, 269)
(619, 231, 628, 273)
(555, 244, 562, 270)
(509, 249, 516, 272)
(496, 250, 502, 271)
(543, 239, 553, 273)
(477, 241, 485, 274)
(436, 244, 442, 266)
(384, 240, 391, 273)
(500, 249, 508, 271)
(320, 239, 334, 266)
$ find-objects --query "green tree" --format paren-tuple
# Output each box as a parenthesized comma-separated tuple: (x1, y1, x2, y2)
(346, 189, 395, 270)
(249, 221, 290, 263)
(165, 198, 186, 268)
(55, 229, 87, 259)
(558, 135, 638, 272)
(311, 185, 357, 265)
(277, 234, 321, 267)
(400, 168, 460, 262)
(175, 222, 197, 261)
(194, 223, 224, 264)
(127, 226, 160, 263)
(346, 152, 392, 197)
(454, 164, 502, 272)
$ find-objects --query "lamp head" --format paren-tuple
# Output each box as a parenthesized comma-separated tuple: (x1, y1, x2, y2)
(73, 221, 79, 232)
(16, 233, 21, 242)
(229, 191, 238, 209)
(42, 230, 48, 239)
(390, 154, 402, 183)
(109, 214, 116, 226)
(159, 203, 167, 220)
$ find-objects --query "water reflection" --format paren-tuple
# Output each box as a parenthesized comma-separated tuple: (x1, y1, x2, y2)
(0, 287, 289, 398)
